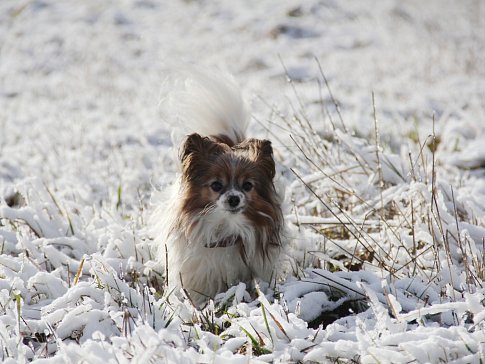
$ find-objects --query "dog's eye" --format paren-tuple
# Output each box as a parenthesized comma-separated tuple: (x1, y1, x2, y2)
(242, 181, 253, 192)
(210, 181, 223, 192)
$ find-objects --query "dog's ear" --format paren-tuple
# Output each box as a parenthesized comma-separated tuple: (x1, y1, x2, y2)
(235, 139, 275, 179)
(180, 134, 229, 183)
(180, 133, 225, 162)
(180, 133, 205, 162)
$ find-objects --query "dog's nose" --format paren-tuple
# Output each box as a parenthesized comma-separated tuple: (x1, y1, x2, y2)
(227, 195, 240, 208)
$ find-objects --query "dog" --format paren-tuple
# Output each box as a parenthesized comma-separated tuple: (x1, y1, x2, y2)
(150, 69, 284, 305)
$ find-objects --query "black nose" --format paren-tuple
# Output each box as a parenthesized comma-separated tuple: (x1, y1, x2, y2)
(227, 195, 240, 208)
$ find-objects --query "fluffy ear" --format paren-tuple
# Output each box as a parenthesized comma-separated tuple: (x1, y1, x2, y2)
(180, 134, 229, 183)
(180, 133, 224, 162)
(181, 133, 204, 162)
(235, 139, 275, 179)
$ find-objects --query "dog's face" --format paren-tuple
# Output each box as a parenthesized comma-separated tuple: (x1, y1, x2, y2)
(178, 133, 281, 254)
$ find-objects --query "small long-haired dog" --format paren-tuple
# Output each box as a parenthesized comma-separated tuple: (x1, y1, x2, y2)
(150, 69, 284, 305)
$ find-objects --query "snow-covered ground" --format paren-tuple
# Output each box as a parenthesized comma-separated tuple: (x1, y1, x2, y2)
(1, 0, 485, 362)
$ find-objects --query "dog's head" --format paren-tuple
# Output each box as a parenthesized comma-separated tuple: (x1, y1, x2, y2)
(178, 133, 281, 256)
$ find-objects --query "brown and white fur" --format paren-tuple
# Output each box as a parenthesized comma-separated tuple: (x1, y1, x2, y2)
(150, 69, 284, 305)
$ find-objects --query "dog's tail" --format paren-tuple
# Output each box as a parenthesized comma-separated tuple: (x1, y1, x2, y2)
(160, 67, 248, 145)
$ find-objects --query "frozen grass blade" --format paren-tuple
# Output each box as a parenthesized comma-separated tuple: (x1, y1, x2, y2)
(260, 300, 274, 347)
(14, 292, 21, 339)
(372, 91, 384, 222)
(315, 56, 347, 133)
(266, 308, 290, 343)
(116, 184, 123, 210)
(45, 184, 74, 236)
(73, 256, 85, 285)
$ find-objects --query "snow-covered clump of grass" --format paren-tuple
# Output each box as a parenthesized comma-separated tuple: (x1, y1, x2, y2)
(2, 0, 485, 362)
(2, 71, 485, 362)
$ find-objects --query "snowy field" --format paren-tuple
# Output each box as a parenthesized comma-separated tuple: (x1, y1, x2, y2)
(1, 0, 485, 362)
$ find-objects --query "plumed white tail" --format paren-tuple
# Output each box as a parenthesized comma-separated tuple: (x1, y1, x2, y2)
(160, 67, 249, 144)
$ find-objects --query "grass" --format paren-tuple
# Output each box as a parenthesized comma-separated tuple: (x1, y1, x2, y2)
(1, 62, 483, 362)
(252, 61, 485, 341)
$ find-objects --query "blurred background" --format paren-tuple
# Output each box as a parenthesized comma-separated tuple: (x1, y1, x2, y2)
(0, 0, 484, 198)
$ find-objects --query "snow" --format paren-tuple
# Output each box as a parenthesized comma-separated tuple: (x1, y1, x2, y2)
(1, 0, 485, 362)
